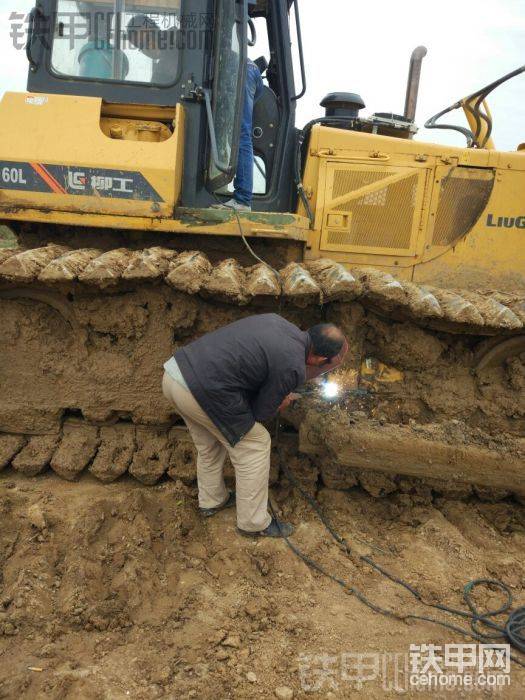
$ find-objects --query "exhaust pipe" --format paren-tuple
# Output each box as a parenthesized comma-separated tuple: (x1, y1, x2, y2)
(404, 46, 428, 122)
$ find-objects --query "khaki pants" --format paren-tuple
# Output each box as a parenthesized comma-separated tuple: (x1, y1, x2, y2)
(162, 372, 272, 532)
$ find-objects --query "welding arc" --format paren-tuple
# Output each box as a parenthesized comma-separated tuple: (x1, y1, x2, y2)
(271, 452, 525, 667)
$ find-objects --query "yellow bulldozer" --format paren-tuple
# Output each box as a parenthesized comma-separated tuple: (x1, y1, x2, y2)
(0, 0, 524, 498)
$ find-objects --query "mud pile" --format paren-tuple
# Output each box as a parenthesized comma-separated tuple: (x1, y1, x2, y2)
(1, 470, 525, 698)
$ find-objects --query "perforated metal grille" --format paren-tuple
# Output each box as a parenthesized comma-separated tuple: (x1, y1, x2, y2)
(332, 169, 389, 200)
(328, 173, 418, 249)
(326, 230, 355, 246)
(432, 169, 494, 246)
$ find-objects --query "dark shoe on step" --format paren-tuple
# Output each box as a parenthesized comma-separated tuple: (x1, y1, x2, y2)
(238, 517, 294, 538)
(199, 491, 235, 517)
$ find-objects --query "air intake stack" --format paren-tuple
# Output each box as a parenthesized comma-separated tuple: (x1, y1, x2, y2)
(320, 92, 366, 121)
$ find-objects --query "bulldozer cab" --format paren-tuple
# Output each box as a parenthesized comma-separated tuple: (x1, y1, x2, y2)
(25, 0, 302, 211)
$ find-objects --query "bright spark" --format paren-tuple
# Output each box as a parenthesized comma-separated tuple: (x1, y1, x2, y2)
(322, 381, 340, 399)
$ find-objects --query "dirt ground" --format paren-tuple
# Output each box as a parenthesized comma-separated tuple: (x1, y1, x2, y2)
(1, 469, 524, 699)
(1, 251, 524, 698)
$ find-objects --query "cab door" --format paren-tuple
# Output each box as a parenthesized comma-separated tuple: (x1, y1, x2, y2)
(206, 0, 247, 191)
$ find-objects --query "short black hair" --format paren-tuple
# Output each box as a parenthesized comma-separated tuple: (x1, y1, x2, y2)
(307, 323, 344, 360)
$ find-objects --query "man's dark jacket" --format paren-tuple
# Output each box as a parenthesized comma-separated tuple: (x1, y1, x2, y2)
(175, 314, 309, 446)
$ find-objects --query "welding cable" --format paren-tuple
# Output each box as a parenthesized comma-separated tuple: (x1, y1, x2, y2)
(273, 449, 525, 667)
(506, 608, 525, 654)
(268, 495, 525, 668)
(211, 193, 282, 276)
(462, 579, 525, 654)
(294, 116, 358, 224)
(276, 442, 386, 556)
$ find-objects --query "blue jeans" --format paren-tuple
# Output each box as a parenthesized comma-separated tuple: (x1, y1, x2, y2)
(234, 61, 264, 206)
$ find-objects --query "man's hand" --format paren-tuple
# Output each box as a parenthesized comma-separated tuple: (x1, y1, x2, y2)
(278, 393, 299, 413)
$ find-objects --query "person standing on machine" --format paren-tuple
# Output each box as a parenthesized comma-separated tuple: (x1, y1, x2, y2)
(214, 58, 264, 212)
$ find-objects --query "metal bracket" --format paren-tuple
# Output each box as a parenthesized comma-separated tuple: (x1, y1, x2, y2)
(182, 85, 232, 176)
(180, 76, 201, 102)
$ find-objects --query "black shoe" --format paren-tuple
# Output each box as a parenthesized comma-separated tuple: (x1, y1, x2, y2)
(199, 491, 235, 518)
(238, 517, 294, 538)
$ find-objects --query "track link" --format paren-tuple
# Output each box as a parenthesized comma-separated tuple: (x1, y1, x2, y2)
(1, 243, 524, 499)
(1, 244, 524, 335)
(0, 422, 518, 502)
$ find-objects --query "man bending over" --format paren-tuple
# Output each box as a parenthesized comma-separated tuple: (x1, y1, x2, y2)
(162, 314, 347, 538)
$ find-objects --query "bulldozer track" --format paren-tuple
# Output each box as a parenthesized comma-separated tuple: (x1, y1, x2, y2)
(0, 422, 202, 486)
(1, 243, 524, 498)
(1, 244, 524, 336)
(0, 419, 519, 502)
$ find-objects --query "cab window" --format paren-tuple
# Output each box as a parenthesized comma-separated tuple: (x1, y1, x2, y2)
(51, 0, 182, 85)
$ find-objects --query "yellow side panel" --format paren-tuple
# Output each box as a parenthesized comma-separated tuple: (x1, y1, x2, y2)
(320, 161, 428, 257)
(302, 124, 525, 291)
(0, 92, 184, 218)
(413, 168, 525, 292)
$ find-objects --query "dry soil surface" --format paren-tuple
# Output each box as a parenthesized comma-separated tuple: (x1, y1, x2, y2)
(1, 471, 524, 699)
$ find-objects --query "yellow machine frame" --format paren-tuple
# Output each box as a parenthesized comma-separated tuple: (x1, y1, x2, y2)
(0, 90, 524, 293)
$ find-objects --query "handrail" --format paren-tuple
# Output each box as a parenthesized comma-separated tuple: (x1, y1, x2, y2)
(291, 0, 306, 101)
(201, 88, 232, 175)
(26, 6, 43, 72)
